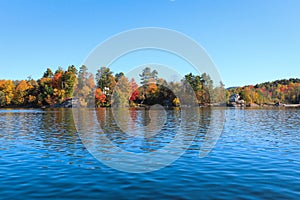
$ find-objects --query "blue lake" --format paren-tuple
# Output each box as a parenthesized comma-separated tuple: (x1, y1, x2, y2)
(0, 108, 299, 199)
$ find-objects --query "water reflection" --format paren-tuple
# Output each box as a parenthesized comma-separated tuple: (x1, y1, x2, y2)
(96, 107, 183, 152)
(0, 108, 300, 199)
(73, 106, 226, 173)
(74, 107, 199, 172)
(0, 108, 89, 167)
(93, 107, 225, 155)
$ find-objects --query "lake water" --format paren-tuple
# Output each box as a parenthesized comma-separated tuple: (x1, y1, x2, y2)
(0, 108, 299, 199)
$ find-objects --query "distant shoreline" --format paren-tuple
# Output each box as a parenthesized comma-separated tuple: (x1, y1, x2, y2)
(1, 102, 299, 109)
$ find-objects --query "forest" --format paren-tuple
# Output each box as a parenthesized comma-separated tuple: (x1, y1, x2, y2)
(227, 78, 300, 105)
(0, 65, 299, 108)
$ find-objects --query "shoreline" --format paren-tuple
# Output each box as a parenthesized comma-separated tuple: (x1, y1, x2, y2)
(1, 103, 299, 109)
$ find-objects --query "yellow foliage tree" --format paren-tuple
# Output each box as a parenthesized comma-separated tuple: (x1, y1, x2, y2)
(0, 80, 15, 105)
(13, 80, 31, 105)
(173, 97, 180, 107)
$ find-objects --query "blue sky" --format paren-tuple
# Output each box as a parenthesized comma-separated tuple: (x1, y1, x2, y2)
(0, 0, 299, 87)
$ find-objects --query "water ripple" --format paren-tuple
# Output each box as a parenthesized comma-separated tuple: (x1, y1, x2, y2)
(0, 108, 299, 199)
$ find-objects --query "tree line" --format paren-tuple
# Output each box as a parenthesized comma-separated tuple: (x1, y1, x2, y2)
(0, 66, 77, 107)
(227, 78, 300, 105)
(69, 65, 226, 107)
(0, 65, 299, 108)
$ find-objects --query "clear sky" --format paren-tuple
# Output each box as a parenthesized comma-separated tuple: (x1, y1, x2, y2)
(0, 0, 299, 87)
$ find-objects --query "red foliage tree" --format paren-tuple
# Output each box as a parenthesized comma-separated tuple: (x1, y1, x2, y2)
(95, 88, 106, 106)
(129, 78, 139, 101)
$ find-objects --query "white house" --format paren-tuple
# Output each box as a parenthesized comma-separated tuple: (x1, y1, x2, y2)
(229, 94, 240, 102)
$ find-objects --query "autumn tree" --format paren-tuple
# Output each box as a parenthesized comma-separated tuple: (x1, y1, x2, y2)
(95, 88, 106, 107)
(129, 78, 139, 102)
(0, 80, 15, 106)
(52, 67, 64, 90)
(213, 81, 226, 104)
(38, 76, 53, 106)
(27, 78, 38, 104)
(201, 73, 214, 104)
(74, 65, 95, 107)
(63, 65, 77, 98)
(96, 67, 116, 105)
(0, 91, 6, 107)
(138, 67, 159, 104)
(112, 76, 131, 107)
(182, 73, 203, 105)
(12, 80, 31, 105)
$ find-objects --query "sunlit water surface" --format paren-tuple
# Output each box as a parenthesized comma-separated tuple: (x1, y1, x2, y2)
(0, 108, 299, 199)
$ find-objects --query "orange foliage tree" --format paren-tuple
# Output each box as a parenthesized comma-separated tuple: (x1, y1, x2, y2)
(95, 88, 106, 107)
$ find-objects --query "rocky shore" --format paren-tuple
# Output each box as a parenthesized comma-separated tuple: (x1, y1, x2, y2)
(227, 101, 300, 108)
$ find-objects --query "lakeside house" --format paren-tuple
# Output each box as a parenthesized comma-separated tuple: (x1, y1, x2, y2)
(229, 94, 245, 107)
(229, 94, 240, 102)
